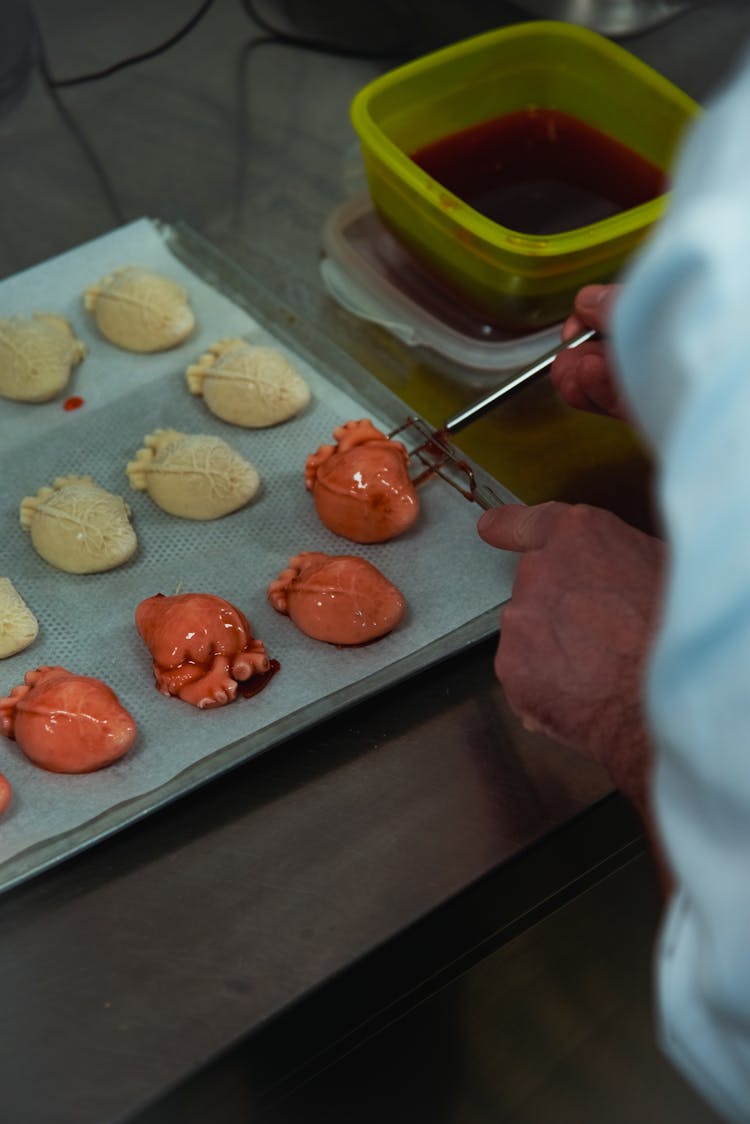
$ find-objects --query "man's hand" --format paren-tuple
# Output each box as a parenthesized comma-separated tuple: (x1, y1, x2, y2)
(478, 501, 665, 811)
(550, 284, 630, 420)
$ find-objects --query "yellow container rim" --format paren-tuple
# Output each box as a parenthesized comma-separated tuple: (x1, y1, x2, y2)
(350, 20, 699, 258)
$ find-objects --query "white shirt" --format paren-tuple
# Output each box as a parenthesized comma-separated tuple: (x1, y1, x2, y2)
(612, 47, 750, 1123)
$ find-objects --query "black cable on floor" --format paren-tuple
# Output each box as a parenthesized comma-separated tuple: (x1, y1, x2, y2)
(32, 19, 125, 224)
(29, 0, 416, 231)
(29, 0, 220, 226)
(42, 0, 219, 87)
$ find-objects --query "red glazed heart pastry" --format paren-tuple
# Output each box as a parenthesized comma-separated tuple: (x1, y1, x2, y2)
(305, 418, 419, 543)
(0, 773, 11, 815)
(268, 551, 406, 645)
(135, 592, 272, 708)
(0, 665, 137, 773)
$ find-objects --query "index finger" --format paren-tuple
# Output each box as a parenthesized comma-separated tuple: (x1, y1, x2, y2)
(476, 502, 564, 553)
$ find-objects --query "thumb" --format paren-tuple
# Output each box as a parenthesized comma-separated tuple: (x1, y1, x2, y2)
(574, 284, 620, 334)
(477, 502, 564, 552)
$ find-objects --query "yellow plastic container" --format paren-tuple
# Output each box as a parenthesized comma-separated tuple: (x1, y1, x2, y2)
(350, 21, 698, 331)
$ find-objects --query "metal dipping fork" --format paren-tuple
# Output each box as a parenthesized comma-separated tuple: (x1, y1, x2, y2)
(389, 327, 597, 509)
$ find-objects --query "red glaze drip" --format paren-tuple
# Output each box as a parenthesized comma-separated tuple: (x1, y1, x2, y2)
(414, 428, 477, 501)
(63, 395, 85, 411)
(238, 658, 281, 698)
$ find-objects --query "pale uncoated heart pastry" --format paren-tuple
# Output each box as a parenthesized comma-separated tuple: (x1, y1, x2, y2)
(20, 475, 138, 574)
(84, 266, 195, 352)
(126, 428, 260, 519)
(0, 313, 86, 402)
(0, 579, 39, 659)
(186, 339, 311, 427)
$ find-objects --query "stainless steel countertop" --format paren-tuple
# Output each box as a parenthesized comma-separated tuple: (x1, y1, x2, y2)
(1, 3, 749, 1121)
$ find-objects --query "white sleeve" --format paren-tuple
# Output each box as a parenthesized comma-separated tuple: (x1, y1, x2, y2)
(612, 49, 750, 1124)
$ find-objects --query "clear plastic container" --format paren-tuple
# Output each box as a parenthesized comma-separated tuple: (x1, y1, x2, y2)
(321, 194, 563, 384)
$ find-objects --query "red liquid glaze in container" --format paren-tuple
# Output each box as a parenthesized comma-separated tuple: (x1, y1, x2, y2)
(350, 21, 698, 331)
(411, 109, 667, 236)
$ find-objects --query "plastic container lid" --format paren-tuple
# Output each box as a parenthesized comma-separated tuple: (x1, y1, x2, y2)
(321, 194, 563, 382)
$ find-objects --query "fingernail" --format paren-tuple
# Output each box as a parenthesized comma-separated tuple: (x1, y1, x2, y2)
(477, 509, 497, 535)
(578, 285, 607, 309)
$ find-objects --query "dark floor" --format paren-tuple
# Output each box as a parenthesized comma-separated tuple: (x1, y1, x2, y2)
(266, 855, 720, 1124)
(133, 841, 722, 1124)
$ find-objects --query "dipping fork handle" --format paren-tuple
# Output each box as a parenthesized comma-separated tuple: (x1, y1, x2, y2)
(443, 327, 597, 435)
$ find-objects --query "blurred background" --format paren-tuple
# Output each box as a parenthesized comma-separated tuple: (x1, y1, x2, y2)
(1, 4, 748, 1123)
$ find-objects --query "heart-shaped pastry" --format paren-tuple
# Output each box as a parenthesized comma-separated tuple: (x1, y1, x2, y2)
(84, 266, 195, 352)
(0, 774, 10, 816)
(268, 551, 406, 645)
(186, 338, 310, 427)
(0, 312, 86, 402)
(20, 474, 137, 573)
(135, 592, 273, 708)
(0, 578, 38, 659)
(305, 418, 419, 543)
(0, 665, 137, 773)
(126, 428, 260, 519)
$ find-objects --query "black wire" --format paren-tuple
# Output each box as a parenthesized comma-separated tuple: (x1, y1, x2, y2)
(30, 0, 416, 231)
(29, 0, 220, 225)
(43, 0, 219, 88)
(32, 19, 126, 224)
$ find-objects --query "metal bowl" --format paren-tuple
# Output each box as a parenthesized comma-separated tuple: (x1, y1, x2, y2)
(512, 1, 697, 37)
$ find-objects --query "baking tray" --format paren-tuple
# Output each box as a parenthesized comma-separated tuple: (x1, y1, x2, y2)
(0, 218, 519, 894)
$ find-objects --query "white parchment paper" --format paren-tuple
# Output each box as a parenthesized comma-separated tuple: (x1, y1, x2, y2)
(0, 218, 517, 886)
